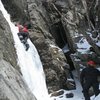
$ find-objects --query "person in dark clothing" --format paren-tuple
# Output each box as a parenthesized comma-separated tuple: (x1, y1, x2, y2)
(80, 60, 100, 100)
(17, 24, 29, 51)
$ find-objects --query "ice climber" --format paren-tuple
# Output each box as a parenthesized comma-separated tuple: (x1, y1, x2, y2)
(17, 24, 29, 51)
(80, 60, 100, 100)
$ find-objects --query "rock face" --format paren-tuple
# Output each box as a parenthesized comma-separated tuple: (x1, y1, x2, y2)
(0, 60, 36, 100)
(0, 11, 17, 68)
(0, 11, 36, 100)
(1, 0, 28, 23)
(27, 0, 70, 92)
(27, 0, 100, 92)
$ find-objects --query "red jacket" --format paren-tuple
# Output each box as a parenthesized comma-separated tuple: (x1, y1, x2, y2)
(17, 24, 28, 32)
(22, 27, 28, 32)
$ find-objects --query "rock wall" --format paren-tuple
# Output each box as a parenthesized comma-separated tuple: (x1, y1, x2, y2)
(0, 11, 17, 69)
(27, 0, 100, 90)
(0, 11, 36, 100)
(0, 59, 36, 100)
(1, 0, 29, 23)
(27, 0, 69, 92)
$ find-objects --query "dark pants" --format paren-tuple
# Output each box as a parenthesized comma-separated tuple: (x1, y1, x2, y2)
(17, 32, 29, 51)
(83, 82, 100, 100)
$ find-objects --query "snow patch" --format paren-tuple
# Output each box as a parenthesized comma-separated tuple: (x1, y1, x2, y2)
(76, 37, 91, 53)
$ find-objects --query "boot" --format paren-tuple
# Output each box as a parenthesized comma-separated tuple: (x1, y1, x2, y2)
(25, 43, 29, 51)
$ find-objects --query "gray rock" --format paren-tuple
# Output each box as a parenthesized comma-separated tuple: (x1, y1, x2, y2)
(64, 80, 76, 90)
(1, 0, 28, 23)
(51, 90, 64, 97)
(27, 0, 69, 93)
(0, 11, 17, 69)
(0, 59, 36, 100)
(66, 93, 74, 98)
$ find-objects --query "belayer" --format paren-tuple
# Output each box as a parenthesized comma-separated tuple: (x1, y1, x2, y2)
(16, 24, 29, 51)
(80, 60, 100, 100)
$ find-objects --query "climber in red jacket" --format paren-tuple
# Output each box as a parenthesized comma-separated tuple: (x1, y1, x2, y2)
(16, 24, 29, 51)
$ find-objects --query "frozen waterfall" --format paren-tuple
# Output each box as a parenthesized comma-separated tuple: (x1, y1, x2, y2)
(0, 0, 50, 100)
